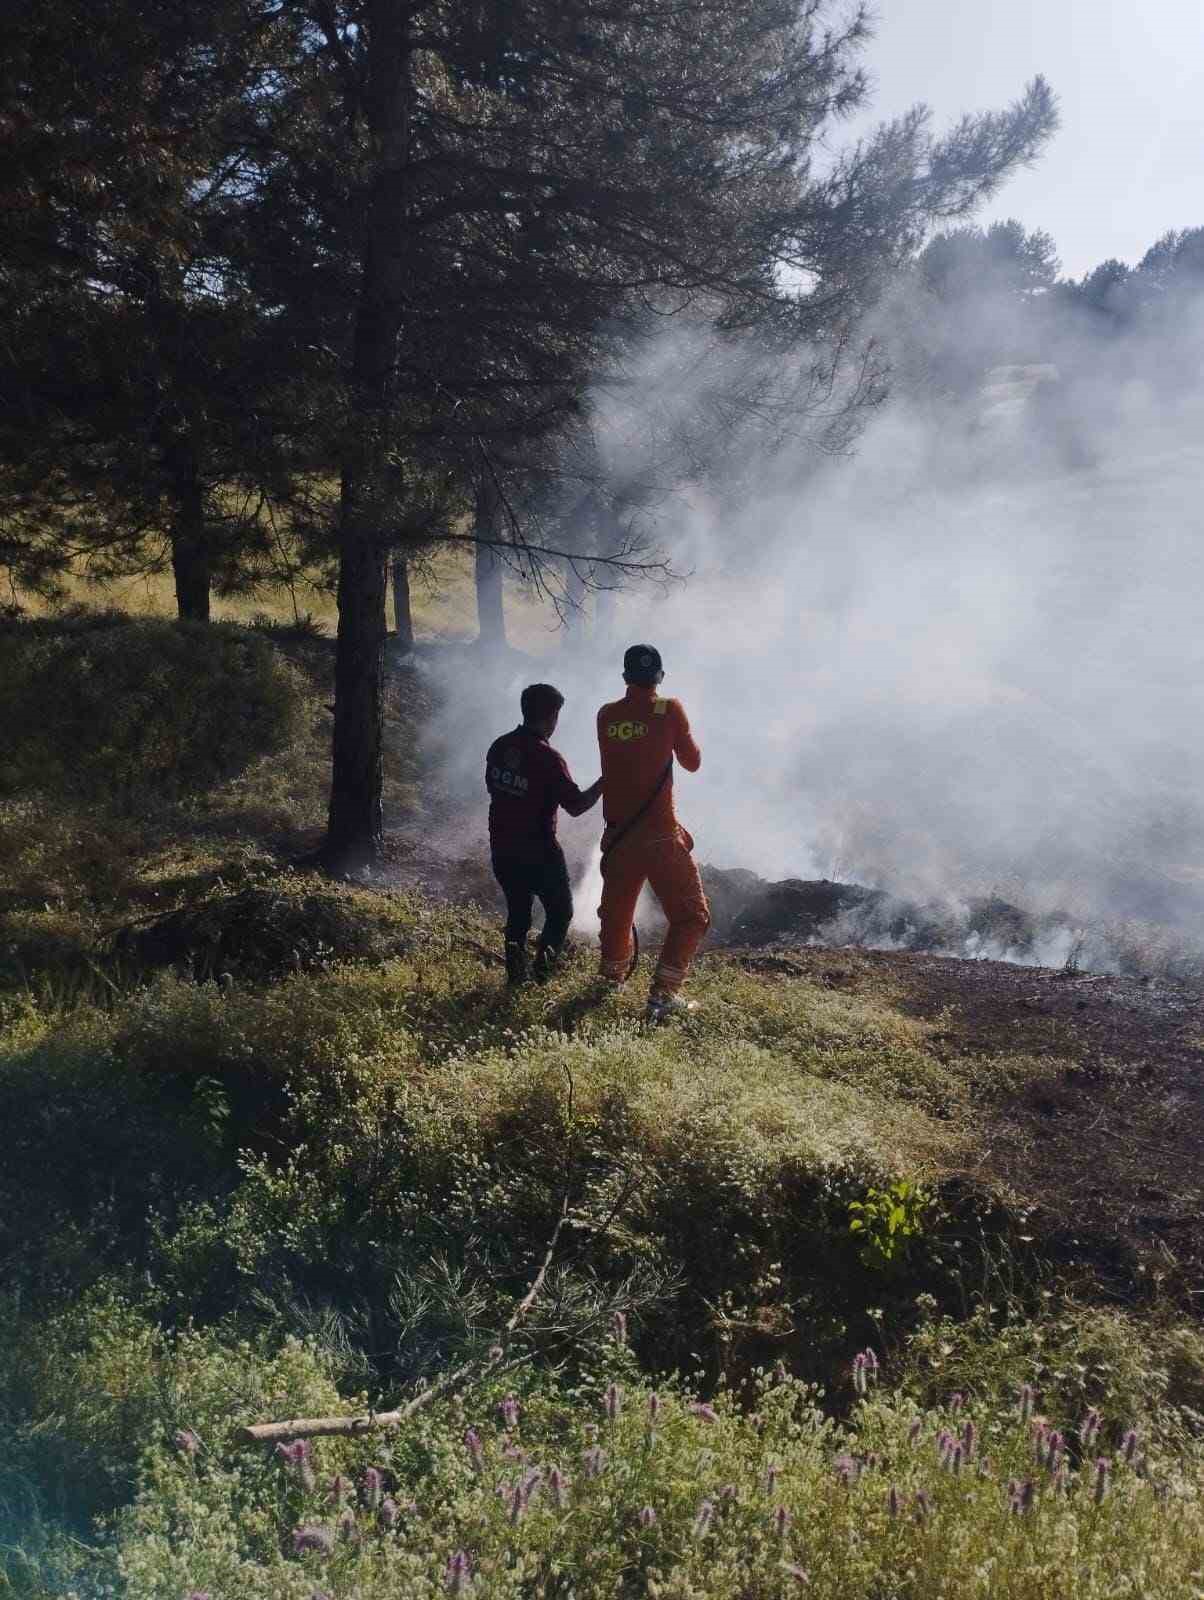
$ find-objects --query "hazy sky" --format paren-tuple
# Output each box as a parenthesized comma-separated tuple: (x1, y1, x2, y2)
(839, 0, 1204, 278)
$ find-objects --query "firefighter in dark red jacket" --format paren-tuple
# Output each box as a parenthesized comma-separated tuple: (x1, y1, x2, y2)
(485, 682, 602, 985)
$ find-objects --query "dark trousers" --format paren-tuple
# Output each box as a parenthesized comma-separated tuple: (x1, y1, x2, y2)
(491, 843, 573, 953)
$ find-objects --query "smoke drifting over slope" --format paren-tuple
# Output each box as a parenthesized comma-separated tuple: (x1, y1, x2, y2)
(414, 276, 1204, 950)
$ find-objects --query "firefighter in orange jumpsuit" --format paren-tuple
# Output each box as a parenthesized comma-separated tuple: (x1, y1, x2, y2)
(596, 644, 710, 1023)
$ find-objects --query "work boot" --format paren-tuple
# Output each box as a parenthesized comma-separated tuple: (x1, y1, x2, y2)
(532, 943, 561, 984)
(505, 940, 529, 987)
(644, 990, 698, 1026)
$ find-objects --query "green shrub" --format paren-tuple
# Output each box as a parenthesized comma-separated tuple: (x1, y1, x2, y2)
(0, 615, 307, 812)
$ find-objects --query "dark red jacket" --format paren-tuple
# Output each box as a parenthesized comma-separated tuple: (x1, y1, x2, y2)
(486, 725, 593, 853)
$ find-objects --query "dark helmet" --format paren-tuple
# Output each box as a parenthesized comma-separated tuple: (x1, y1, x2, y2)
(623, 644, 663, 685)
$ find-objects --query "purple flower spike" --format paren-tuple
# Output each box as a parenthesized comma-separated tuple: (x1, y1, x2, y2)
(914, 1488, 931, 1523)
(464, 1427, 484, 1472)
(638, 1505, 657, 1528)
(520, 1467, 542, 1509)
(864, 1347, 880, 1375)
(949, 1392, 963, 1414)
(1121, 1428, 1139, 1464)
(852, 1353, 868, 1397)
(961, 1420, 977, 1461)
(690, 1402, 719, 1424)
(507, 1484, 525, 1525)
(1018, 1383, 1034, 1423)
(583, 1445, 607, 1478)
(1019, 1479, 1035, 1514)
(1045, 1430, 1065, 1472)
(907, 1416, 923, 1446)
(499, 1395, 520, 1429)
(647, 1392, 661, 1421)
(692, 1499, 714, 1537)
(950, 1443, 964, 1477)
(1093, 1458, 1111, 1505)
(764, 1462, 779, 1494)
(1080, 1408, 1102, 1448)
(835, 1452, 858, 1486)
(379, 1496, 400, 1528)
(328, 1474, 351, 1505)
(175, 1429, 200, 1456)
(336, 1506, 358, 1542)
(604, 1382, 623, 1422)
(612, 1310, 628, 1344)
(888, 1484, 901, 1520)
(445, 1550, 472, 1594)
(1052, 1464, 1068, 1496)
(936, 1429, 954, 1467)
(292, 1524, 334, 1556)
(549, 1466, 568, 1508)
(361, 1466, 383, 1510)
(774, 1504, 792, 1537)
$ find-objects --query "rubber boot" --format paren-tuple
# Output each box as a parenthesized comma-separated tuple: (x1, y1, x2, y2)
(532, 943, 560, 985)
(505, 940, 529, 987)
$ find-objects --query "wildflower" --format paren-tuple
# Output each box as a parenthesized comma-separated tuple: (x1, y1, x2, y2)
(907, 1416, 923, 1446)
(445, 1550, 472, 1594)
(961, 1420, 977, 1461)
(604, 1382, 623, 1423)
(336, 1506, 358, 1542)
(1093, 1457, 1111, 1505)
(978, 1457, 993, 1478)
(764, 1462, 779, 1495)
(1051, 1465, 1068, 1497)
(1018, 1384, 1034, 1423)
(174, 1429, 200, 1456)
(292, 1524, 334, 1556)
(464, 1428, 485, 1473)
(780, 1563, 809, 1583)
(612, 1310, 628, 1344)
(327, 1474, 351, 1505)
(772, 1361, 789, 1384)
(638, 1505, 657, 1528)
(936, 1429, 954, 1467)
(361, 1466, 383, 1510)
(583, 1446, 607, 1478)
(1121, 1428, 1139, 1464)
(950, 1442, 964, 1478)
(692, 1498, 714, 1537)
(864, 1347, 880, 1378)
(835, 1453, 859, 1486)
(914, 1488, 932, 1523)
(278, 1439, 316, 1494)
(948, 1392, 963, 1414)
(520, 1468, 542, 1509)
(549, 1466, 568, 1509)
(852, 1353, 868, 1397)
(1080, 1408, 1102, 1448)
(719, 1482, 738, 1502)
(507, 1484, 525, 1524)
(499, 1395, 520, 1429)
(1031, 1422, 1049, 1464)
(1045, 1430, 1065, 1472)
(647, 1392, 661, 1421)
(380, 1497, 400, 1528)
(774, 1505, 791, 1537)
(690, 1403, 719, 1424)
(888, 1484, 901, 1520)
(1018, 1479, 1035, 1514)
(488, 1345, 504, 1364)
(501, 1445, 525, 1461)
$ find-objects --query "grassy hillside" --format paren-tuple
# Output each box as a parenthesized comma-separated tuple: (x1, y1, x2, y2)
(1, 610, 1203, 1598)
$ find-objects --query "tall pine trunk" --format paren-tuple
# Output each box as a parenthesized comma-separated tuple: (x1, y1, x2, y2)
(391, 554, 414, 650)
(474, 474, 505, 647)
(322, 1, 411, 874)
(169, 473, 209, 617)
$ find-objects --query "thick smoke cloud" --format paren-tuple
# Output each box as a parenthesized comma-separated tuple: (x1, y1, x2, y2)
(410, 269, 1204, 955)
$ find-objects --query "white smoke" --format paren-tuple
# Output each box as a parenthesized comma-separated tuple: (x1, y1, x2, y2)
(409, 267, 1204, 957)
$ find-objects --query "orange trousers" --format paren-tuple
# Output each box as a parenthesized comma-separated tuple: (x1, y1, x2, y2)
(598, 829, 711, 993)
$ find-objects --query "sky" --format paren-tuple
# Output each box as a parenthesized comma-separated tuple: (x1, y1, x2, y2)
(838, 0, 1204, 279)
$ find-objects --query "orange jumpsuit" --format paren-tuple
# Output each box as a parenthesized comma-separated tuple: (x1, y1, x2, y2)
(596, 684, 710, 993)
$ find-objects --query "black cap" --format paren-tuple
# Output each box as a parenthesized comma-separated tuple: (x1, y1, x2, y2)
(623, 644, 663, 683)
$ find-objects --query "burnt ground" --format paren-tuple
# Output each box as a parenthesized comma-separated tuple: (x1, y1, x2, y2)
(726, 943, 1204, 1306)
